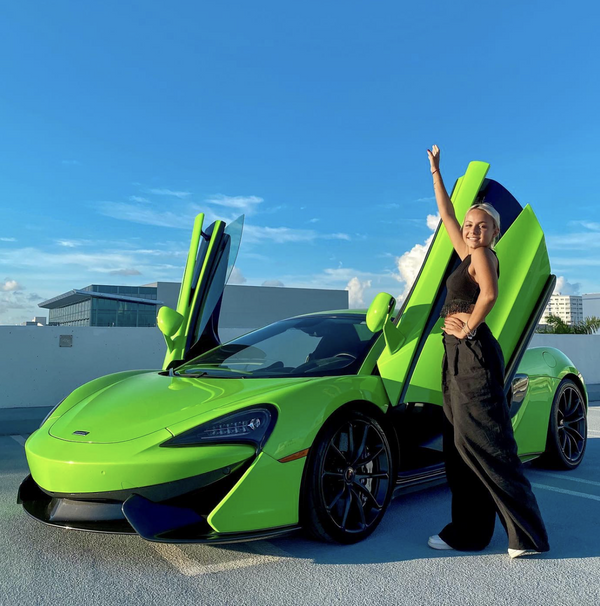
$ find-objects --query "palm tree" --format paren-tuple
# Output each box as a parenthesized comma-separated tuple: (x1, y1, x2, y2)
(573, 316, 600, 334)
(538, 314, 600, 334)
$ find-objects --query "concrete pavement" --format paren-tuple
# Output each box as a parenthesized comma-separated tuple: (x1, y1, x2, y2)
(1, 402, 599, 605)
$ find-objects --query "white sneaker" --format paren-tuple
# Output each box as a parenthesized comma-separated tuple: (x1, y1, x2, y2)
(508, 548, 541, 559)
(428, 535, 454, 550)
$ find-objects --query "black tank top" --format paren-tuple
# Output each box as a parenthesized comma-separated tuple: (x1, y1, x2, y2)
(440, 249, 500, 318)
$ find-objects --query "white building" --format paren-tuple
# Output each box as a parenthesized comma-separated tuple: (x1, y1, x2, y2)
(540, 293, 584, 326)
(20, 316, 47, 327)
(583, 293, 600, 320)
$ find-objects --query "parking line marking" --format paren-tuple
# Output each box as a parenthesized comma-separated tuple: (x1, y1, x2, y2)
(532, 473, 600, 488)
(149, 543, 279, 576)
(531, 482, 600, 502)
(10, 435, 26, 446)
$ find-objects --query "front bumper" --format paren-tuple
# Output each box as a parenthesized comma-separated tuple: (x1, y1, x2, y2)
(19, 449, 306, 543)
(18, 459, 301, 543)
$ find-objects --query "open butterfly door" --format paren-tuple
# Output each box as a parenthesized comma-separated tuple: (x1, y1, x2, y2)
(159, 214, 244, 370)
(375, 161, 553, 407)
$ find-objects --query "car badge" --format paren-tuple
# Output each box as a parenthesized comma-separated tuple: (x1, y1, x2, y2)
(73, 431, 90, 436)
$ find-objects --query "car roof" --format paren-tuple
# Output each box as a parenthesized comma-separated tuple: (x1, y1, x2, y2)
(290, 309, 368, 319)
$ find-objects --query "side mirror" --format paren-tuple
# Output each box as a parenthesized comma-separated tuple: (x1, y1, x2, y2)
(367, 292, 405, 355)
(366, 293, 396, 333)
(157, 306, 184, 338)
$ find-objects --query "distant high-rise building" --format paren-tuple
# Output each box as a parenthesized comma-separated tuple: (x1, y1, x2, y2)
(540, 293, 584, 326)
(38, 282, 350, 333)
(39, 285, 161, 327)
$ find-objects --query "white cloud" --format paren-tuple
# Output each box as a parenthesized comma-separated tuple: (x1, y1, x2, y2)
(426, 213, 440, 231)
(552, 256, 600, 267)
(243, 225, 351, 244)
(547, 232, 600, 249)
(0, 289, 43, 324)
(56, 240, 80, 248)
(262, 279, 285, 287)
(205, 195, 263, 216)
(0, 246, 184, 278)
(568, 220, 600, 231)
(554, 276, 581, 296)
(0, 237, 16, 242)
(395, 234, 435, 298)
(308, 218, 320, 223)
(394, 213, 438, 301)
(1, 278, 23, 292)
(260, 205, 285, 214)
(148, 188, 191, 198)
(346, 277, 372, 308)
(129, 196, 150, 203)
(228, 267, 247, 285)
(97, 196, 351, 246)
(109, 268, 142, 276)
(97, 202, 200, 229)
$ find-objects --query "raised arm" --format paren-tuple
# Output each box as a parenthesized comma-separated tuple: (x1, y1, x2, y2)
(427, 145, 469, 260)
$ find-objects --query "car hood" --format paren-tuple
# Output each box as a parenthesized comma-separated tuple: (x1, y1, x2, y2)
(49, 372, 311, 444)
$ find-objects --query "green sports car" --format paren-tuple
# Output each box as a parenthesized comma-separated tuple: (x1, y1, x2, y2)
(19, 161, 588, 544)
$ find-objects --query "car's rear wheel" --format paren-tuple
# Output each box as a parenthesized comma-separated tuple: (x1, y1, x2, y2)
(302, 409, 395, 544)
(538, 378, 587, 470)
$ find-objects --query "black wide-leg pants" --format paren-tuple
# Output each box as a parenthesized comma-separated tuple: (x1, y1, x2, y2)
(439, 323, 550, 552)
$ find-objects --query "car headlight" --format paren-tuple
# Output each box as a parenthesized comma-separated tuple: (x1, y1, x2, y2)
(40, 398, 66, 428)
(161, 406, 277, 449)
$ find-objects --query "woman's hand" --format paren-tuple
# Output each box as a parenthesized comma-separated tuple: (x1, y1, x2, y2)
(427, 144, 440, 174)
(441, 316, 466, 339)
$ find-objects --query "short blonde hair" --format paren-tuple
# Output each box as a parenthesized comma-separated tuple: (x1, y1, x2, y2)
(466, 202, 501, 249)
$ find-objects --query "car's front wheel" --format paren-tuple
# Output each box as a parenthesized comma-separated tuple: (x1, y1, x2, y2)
(302, 409, 395, 544)
(538, 378, 587, 470)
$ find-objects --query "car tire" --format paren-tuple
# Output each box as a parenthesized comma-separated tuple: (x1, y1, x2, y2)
(301, 409, 395, 544)
(537, 378, 587, 470)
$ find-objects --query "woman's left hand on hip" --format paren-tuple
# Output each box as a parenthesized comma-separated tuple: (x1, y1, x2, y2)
(441, 317, 467, 339)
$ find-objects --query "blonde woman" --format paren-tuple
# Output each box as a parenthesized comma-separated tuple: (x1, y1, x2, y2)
(426, 145, 549, 558)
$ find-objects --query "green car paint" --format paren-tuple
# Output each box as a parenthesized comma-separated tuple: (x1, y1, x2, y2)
(402, 203, 550, 407)
(375, 161, 561, 456)
(20, 160, 587, 543)
(208, 452, 306, 532)
(39, 369, 157, 432)
(26, 425, 255, 495)
(376, 161, 491, 406)
(161, 213, 214, 368)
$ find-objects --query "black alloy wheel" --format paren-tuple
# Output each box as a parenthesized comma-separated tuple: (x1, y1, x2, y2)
(302, 409, 395, 544)
(539, 378, 587, 470)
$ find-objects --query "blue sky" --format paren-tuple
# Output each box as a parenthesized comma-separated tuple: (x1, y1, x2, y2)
(1, 1, 598, 324)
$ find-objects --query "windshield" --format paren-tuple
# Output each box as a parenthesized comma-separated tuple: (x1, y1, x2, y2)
(177, 315, 379, 378)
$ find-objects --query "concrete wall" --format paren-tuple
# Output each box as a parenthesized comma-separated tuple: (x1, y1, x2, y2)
(220, 285, 349, 333)
(1, 327, 598, 411)
(155, 283, 350, 333)
(529, 334, 600, 383)
(0, 285, 349, 410)
(0, 326, 165, 411)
